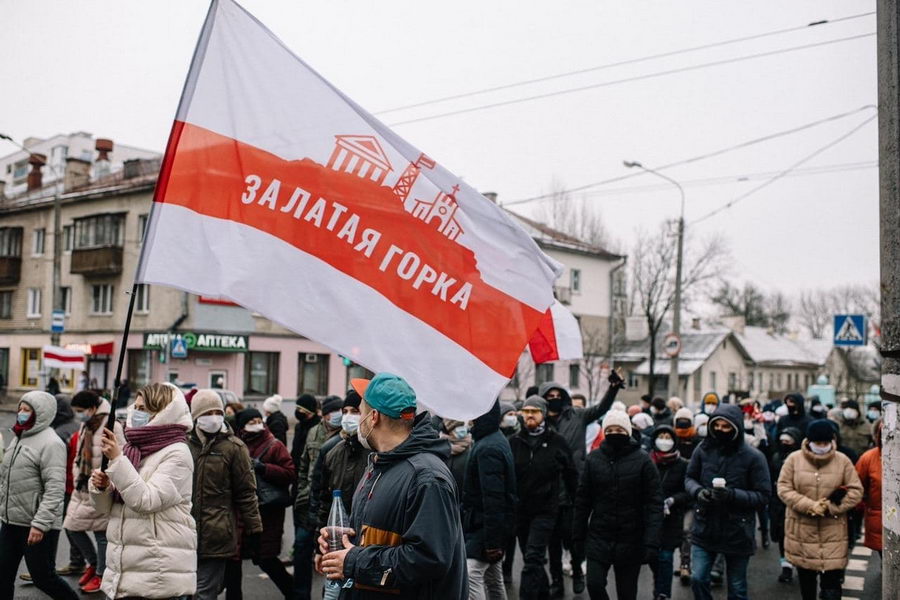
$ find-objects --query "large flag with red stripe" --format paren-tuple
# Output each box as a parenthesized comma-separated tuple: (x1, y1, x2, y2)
(137, 0, 561, 419)
(528, 301, 584, 364)
(42, 345, 86, 371)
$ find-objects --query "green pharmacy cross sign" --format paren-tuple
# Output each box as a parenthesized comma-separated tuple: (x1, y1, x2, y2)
(143, 331, 249, 353)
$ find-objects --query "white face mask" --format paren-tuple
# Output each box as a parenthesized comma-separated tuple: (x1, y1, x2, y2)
(197, 414, 224, 433)
(341, 413, 361, 435)
(131, 410, 151, 428)
(843, 408, 859, 421)
(75, 410, 93, 423)
(697, 425, 708, 438)
(654, 438, 675, 452)
(810, 441, 833, 455)
(502, 414, 519, 428)
(775, 405, 789, 417)
(244, 423, 264, 433)
(358, 411, 375, 450)
(327, 411, 343, 427)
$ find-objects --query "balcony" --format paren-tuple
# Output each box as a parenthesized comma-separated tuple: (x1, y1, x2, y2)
(0, 256, 21, 284)
(71, 246, 123, 276)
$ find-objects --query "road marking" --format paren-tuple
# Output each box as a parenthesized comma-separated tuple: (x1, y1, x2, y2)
(846, 558, 868, 571)
(851, 545, 872, 556)
(843, 575, 865, 591)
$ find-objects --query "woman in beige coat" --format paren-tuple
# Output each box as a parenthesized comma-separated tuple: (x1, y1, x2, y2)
(777, 420, 862, 600)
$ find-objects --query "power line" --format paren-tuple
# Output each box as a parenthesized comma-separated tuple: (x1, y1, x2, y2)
(375, 11, 874, 115)
(690, 114, 877, 225)
(387, 32, 874, 127)
(504, 105, 877, 206)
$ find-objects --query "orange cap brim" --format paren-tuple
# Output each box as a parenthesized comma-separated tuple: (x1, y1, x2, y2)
(350, 378, 370, 399)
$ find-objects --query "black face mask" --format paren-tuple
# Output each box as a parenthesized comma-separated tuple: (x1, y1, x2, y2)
(779, 442, 795, 454)
(675, 419, 692, 429)
(604, 433, 630, 448)
(787, 404, 799, 416)
(711, 427, 735, 443)
(547, 398, 564, 414)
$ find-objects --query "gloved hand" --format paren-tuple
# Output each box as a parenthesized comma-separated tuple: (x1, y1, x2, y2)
(608, 369, 625, 389)
(253, 458, 266, 475)
(484, 548, 504, 563)
(244, 532, 262, 558)
(712, 486, 734, 504)
(664, 497, 675, 516)
(642, 546, 659, 564)
(697, 488, 715, 506)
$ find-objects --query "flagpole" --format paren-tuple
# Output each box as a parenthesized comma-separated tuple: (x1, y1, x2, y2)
(101, 282, 138, 471)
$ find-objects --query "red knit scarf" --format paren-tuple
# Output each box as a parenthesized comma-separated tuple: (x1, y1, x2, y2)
(650, 448, 680, 465)
(122, 424, 188, 470)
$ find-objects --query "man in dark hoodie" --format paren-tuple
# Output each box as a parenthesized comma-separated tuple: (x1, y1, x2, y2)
(292, 393, 322, 468)
(462, 400, 517, 600)
(650, 397, 674, 428)
(317, 373, 467, 599)
(685, 404, 771, 600)
(776, 393, 811, 438)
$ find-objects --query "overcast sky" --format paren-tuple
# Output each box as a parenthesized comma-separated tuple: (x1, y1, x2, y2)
(1, 0, 878, 295)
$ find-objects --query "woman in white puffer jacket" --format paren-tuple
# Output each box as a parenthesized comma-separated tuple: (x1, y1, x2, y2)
(90, 382, 197, 599)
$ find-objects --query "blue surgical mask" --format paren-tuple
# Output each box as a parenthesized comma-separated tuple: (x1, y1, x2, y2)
(76, 410, 92, 423)
(453, 425, 469, 439)
(327, 411, 343, 427)
(16, 411, 31, 425)
(131, 410, 151, 428)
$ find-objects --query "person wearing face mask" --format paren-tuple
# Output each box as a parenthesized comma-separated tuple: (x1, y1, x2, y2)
(0, 391, 80, 600)
(693, 413, 709, 440)
(293, 394, 343, 599)
(670, 407, 699, 585)
(700, 392, 720, 416)
(777, 420, 863, 600)
(235, 408, 296, 599)
(500, 402, 520, 439)
(776, 393, 811, 437)
(263, 394, 289, 446)
(684, 404, 771, 600)
(573, 411, 663, 600)
(509, 396, 578, 600)
(865, 401, 881, 423)
(88, 382, 197, 599)
(672, 408, 699, 459)
(836, 399, 872, 457)
(291, 394, 320, 470)
(855, 419, 883, 558)
(315, 373, 468, 599)
(61, 390, 125, 593)
(769, 427, 802, 583)
(648, 426, 690, 600)
(187, 390, 262, 600)
(649, 397, 674, 427)
(439, 418, 472, 490)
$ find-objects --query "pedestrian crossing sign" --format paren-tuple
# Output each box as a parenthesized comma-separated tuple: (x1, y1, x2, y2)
(833, 314, 867, 347)
(171, 337, 189, 358)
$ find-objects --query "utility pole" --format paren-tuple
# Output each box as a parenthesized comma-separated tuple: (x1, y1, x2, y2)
(877, 1, 900, 597)
(624, 160, 686, 399)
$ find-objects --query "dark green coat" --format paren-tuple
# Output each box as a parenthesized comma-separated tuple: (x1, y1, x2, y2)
(189, 427, 263, 559)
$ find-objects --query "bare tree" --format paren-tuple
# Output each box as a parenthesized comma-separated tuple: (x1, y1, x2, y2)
(796, 283, 880, 339)
(630, 222, 728, 394)
(579, 324, 608, 404)
(711, 280, 792, 334)
(534, 179, 617, 251)
(509, 352, 535, 400)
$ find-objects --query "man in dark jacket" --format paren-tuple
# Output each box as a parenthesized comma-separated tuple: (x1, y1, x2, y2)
(291, 393, 321, 468)
(685, 404, 771, 600)
(510, 396, 578, 600)
(650, 396, 674, 428)
(318, 373, 467, 599)
(188, 390, 263, 600)
(573, 410, 663, 600)
(462, 400, 516, 600)
(776, 393, 810, 437)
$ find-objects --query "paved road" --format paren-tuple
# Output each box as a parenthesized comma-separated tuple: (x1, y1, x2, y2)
(0, 410, 883, 599)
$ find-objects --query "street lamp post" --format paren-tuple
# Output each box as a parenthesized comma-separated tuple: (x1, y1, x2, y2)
(624, 160, 685, 399)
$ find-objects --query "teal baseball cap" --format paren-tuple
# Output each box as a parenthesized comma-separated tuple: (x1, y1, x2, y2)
(350, 372, 417, 420)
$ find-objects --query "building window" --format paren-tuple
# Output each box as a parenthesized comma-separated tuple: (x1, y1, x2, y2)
(12, 159, 29, 182)
(570, 269, 581, 293)
(91, 284, 114, 315)
(776, 372, 783, 390)
(0, 291, 11, 319)
(0, 227, 22, 257)
(569, 363, 580, 388)
(298, 352, 329, 396)
(74, 213, 125, 249)
(135, 284, 150, 313)
(209, 371, 227, 390)
(535, 363, 555, 385)
(61, 286, 72, 315)
(709, 371, 717, 391)
(628, 370, 640, 389)
(26, 288, 41, 318)
(21, 348, 40, 387)
(63, 225, 73, 252)
(32, 228, 45, 256)
(728, 372, 737, 390)
(138, 214, 149, 242)
(246, 352, 279, 396)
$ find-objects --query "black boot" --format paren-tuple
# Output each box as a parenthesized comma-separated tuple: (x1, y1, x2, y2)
(777, 566, 792, 583)
(572, 573, 585, 594)
(549, 577, 565, 598)
(760, 527, 770, 549)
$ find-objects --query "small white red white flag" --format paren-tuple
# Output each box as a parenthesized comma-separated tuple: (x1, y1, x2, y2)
(42, 345, 86, 371)
(137, 0, 561, 419)
(528, 301, 584, 364)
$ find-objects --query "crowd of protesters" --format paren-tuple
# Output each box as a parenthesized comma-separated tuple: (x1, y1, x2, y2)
(0, 373, 885, 600)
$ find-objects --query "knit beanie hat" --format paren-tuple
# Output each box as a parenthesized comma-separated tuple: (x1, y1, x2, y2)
(522, 395, 547, 416)
(322, 395, 343, 416)
(631, 412, 654, 431)
(627, 404, 642, 417)
(499, 401, 516, 416)
(651, 397, 667, 411)
(296, 393, 317, 413)
(807, 419, 835, 443)
(344, 389, 362, 410)
(263, 394, 283, 414)
(602, 410, 633, 436)
(191, 389, 224, 420)
(675, 407, 694, 423)
(612, 401, 627, 412)
(236, 408, 262, 431)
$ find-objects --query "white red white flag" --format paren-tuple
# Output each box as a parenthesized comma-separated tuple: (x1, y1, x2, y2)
(42, 345, 86, 371)
(137, 0, 561, 419)
(528, 301, 584, 364)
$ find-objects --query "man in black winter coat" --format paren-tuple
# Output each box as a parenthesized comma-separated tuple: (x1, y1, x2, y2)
(510, 396, 578, 600)
(462, 400, 517, 600)
(775, 393, 811, 438)
(685, 404, 771, 600)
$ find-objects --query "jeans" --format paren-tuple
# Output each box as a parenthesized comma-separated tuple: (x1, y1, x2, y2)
(292, 526, 315, 600)
(0, 524, 79, 600)
(67, 530, 107, 576)
(649, 549, 675, 598)
(195, 557, 227, 600)
(585, 560, 640, 600)
(516, 512, 556, 600)
(690, 546, 749, 600)
(467, 558, 507, 600)
(797, 568, 842, 600)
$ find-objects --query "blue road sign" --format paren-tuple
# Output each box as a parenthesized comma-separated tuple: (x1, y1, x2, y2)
(171, 337, 189, 358)
(51, 309, 65, 334)
(833, 314, 867, 347)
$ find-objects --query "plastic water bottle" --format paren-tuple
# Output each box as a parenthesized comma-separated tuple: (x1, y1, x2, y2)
(323, 490, 351, 600)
